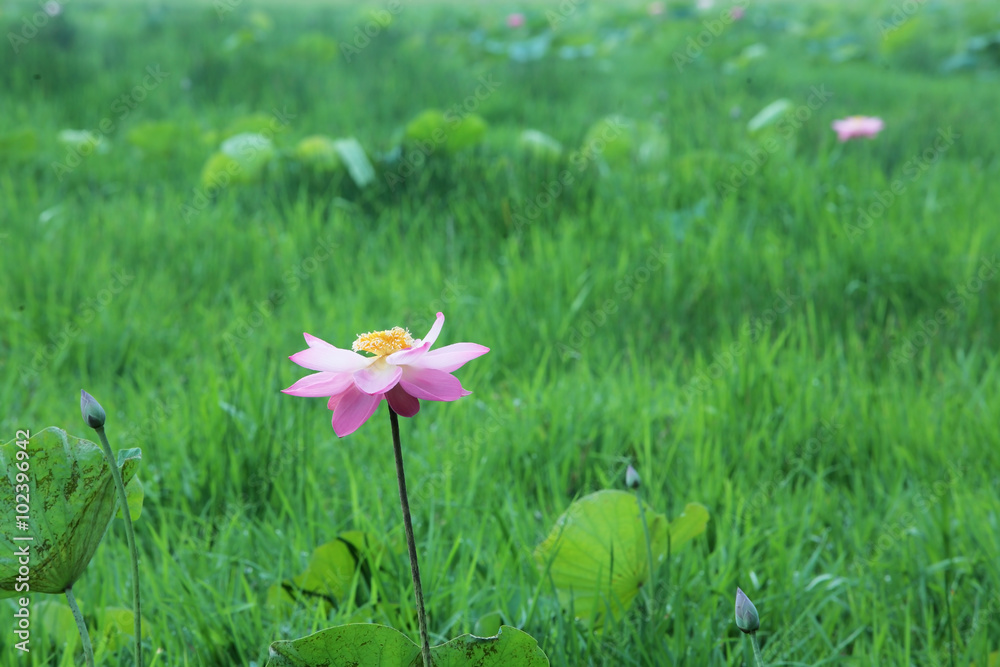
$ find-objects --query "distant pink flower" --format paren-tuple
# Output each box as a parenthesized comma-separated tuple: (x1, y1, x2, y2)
(648, 2, 666, 16)
(283, 313, 489, 437)
(831, 116, 885, 142)
(730, 6, 745, 20)
(506, 13, 525, 28)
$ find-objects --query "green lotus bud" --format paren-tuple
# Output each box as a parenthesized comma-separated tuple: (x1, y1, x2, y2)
(626, 464, 641, 489)
(80, 390, 106, 429)
(735, 587, 760, 633)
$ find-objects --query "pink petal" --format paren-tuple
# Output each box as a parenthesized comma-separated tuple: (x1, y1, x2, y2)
(353, 362, 402, 395)
(416, 312, 445, 348)
(386, 340, 432, 366)
(399, 367, 470, 402)
(386, 384, 420, 417)
(290, 335, 372, 373)
(282, 371, 354, 397)
(331, 387, 383, 437)
(408, 343, 490, 372)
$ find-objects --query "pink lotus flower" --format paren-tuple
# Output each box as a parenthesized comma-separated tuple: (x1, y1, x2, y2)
(730, 6, 745, 21)
(506, 13, 525, 28)
(831, 116, 885, 142)
(283, 313, 489, 437)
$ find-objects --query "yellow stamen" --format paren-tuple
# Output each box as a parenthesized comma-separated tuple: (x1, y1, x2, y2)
(352, 326, 414, 357)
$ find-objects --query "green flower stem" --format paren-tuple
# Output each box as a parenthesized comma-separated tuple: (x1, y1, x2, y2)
(388, 406, 431, 667)
(65, 586, 95, 667)
(634, 487, 656, 596)
(95, 426, 142, 667)
(750, 630, 765, 667)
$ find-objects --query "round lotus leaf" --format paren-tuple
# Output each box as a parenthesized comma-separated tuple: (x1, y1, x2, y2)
(294, 135, 343, 172)
(534, 490, 708, 625)
(266, 623, 549, 666)
(0, 427, 141, 597)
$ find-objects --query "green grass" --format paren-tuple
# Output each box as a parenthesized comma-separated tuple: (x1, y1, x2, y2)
(2, 0, 1000, 664)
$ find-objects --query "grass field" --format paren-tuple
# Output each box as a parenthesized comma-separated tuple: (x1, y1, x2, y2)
(2, 0, 1000, 664)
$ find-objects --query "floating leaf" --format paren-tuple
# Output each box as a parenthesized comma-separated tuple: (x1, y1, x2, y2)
(266, 623, 549, 666)
(0, 428, 141, 597)
(534, 490, 708, 625)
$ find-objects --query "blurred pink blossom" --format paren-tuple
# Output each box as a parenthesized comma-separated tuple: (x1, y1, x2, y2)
(648, 2, 666, 16)
(832, 116, 885, 142)
(730, 6, 745, 21)
(506, 13, 526, 28)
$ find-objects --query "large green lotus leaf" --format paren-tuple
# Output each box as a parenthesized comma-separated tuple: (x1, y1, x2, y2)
(220, 132, 275, 180)
(534, 491, 708, 624)
(404, 110, 487, 155)
(126, 121, 197, 158)
(0, 427, 141, 597)
(404, 109, 448, 145)
(581, 115, 634, 166)
(667, 502, 710, 548)
(294, 135, 343, 172)
(534, 490, 666, 623)
(266, 623, 549, 666)
(445, 114, 487, 153)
